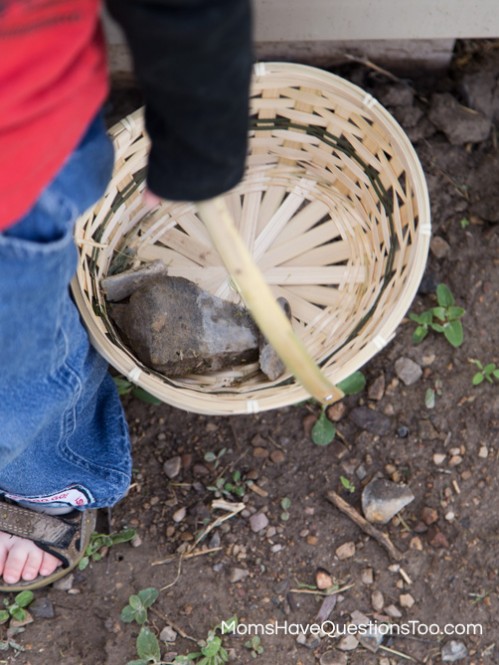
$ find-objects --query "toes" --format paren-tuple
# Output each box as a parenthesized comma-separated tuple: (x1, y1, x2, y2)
(39, 551, 62, 577)
(21, 546, 43, 581)
(2, 546, 28, 585)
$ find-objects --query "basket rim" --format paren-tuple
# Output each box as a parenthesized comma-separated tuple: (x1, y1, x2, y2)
(72, 62, 431, 415)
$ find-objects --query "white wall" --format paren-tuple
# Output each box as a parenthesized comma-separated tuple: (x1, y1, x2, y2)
(254, 0, 499, 41)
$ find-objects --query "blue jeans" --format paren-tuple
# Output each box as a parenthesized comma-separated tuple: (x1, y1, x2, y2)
(0, 114, 132, 512)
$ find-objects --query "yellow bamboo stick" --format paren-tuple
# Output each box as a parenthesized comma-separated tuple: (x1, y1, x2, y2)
(196, 197, 344, 405)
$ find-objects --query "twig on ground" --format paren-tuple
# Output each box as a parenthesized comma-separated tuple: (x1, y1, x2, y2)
(379, 644, 416, 661)
(343, 53, 403, 84)
(289, 583, 354, 596)
(149, 607, 198, 643)
(326, 490, 404, 561)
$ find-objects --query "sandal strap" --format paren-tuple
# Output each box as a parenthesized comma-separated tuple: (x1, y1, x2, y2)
(0, 503, 77, 549)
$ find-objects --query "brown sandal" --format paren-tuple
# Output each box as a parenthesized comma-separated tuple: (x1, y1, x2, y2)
(0, 501, 96, 592)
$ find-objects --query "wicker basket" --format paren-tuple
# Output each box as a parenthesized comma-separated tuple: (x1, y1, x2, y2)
(73, 62, 430, 415)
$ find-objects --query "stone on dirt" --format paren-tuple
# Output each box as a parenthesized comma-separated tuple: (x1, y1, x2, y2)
(335, 541, 356, 559)
(230, 567, 249, 583)
(349, 407, 392, 436)
(441, 640, 468, 662)
(163, 455, 182, 479)
(249, 512, 269, 533)
(428, 93, 491, 145)
(110, 274, 260, 376)
(319, 650, 348, 665)
(362, 478, 415, 524)
(394, 357, 423, 386)
(337, 635, 359, 651)
(160, 626, 178, 642)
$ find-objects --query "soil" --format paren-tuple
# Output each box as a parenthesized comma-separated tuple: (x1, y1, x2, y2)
(6, 41, 499, 665)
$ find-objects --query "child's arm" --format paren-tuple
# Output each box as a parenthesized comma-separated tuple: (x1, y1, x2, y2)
(106, 0, 253, 202)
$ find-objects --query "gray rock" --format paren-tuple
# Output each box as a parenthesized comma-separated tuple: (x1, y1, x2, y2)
(428, 93, 491, 145)
(258, 297, 291, 380)
(358, 625, 384, 653)
(393, 105, 424, 129)
(30, 597, 55, 619)
(250, 512, 269, 533)
(160, 626, 178, 642)
(362, 478, 415, 524)
(337, 635, 359, 651)
(441, 640, 468, 662)
(430, 236, 451, 259)
(163, 455, 182, 479)
(320, 650, 348, 665)
(367, 374, 385, 401)
(53, 573, 74, 591)
(102, 260, 168, 302)
(459, 71, 497, 119)
(349, 407, 392, 436)
(395, 357, 423, 386)
(377, 83, 414, 107)
(230, 567, 249, 583)
(110, 275, 260, 376)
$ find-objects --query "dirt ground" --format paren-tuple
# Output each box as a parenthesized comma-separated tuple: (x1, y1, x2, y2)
(5, 41, 499, 665)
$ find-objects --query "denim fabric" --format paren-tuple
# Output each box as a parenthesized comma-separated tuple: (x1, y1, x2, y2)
(0, 114, 132, 511)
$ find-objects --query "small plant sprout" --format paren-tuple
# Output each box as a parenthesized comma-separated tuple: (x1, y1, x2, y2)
(171, 617, 238, 665)
(79, 527, 136, 570)
(0, 591, 34, 625)
(203, 448, 227, 469)
(207, 470, 246, 499)
(280, 497, 292, 521)
(340, 476, 355, 494)
(113, 375, 161, 405)
(470, 359, 499, 386)
(459, 217, 470, 229)
(244, 636, 264, 658)
(121, 588, 160, 626)
(311, 371, 366, 446)
(409, 284, 465, 348)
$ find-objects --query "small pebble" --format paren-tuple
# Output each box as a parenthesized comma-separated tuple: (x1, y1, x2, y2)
(270, 544, 283, 553)
(385, 604, 402, 618)
(441, 640, 468, 662)
(445, 511, 455, 522)
(478, 445, 488, 458)
(266, 526, 277, 538)
(130, 533, 143, 548)
(320, 650, 348, 665)
(449, 455, 463, 467)
(252, 447, 269, 459)
(230, 567, 249, 583)
(433, 453, 446, 465)
(397, 426, 409, 438)
(371, 590, 384, 611)
(316, 568, 333, 590)
(361, 568, 374, 585)
(30, 597, 55, 620)
(327, 401, 347, 422)
(160, 626, 178, 642)
(421, 506, 439, 525)
(399, 593, 415, 608)
(307, 535, 318, 546)
(172, 507, 186, 523)
(394, 357, 423, 385)
(336, 541, 356, 559)
(430, 235, 451, 258)
(337, 635, 359, 651)
(410, 536, 423, 550)
(53, 574, 74, 592)
(270, 449, 286, 464)
(250, 512, 269, 533)
(163, 456, 182, 479)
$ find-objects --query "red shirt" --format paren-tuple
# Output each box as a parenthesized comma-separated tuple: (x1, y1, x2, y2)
(0, 0, 108, 230)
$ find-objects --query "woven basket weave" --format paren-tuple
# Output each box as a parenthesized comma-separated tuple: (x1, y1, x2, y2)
(73, 62, 430, 415)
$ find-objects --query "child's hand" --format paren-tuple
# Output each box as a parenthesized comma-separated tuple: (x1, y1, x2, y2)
(143, 188, 162, 210)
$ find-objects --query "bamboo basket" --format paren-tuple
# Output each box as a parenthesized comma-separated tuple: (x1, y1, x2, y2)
(72, 62, 431, 416)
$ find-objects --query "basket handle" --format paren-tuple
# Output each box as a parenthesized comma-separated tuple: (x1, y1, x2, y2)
(197, 197, 344, 405)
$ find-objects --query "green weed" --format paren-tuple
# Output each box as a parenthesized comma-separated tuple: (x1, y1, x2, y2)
(79, 527, 136, 571)
(409, 284, 465, 348)
(470, 359, 499, 386)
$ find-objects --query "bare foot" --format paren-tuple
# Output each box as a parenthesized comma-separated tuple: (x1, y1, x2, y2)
(0, 531, 61, 584)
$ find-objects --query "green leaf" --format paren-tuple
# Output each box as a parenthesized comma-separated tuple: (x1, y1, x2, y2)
(460, 217, 470, 229)
(219, 616, 238, 634)
(202, 635, 222, 657)
(483, 363, 496, 374)
(337, 371, 366, 395)
(138, 588, 159, 609)
(412, 326, 429, 344)
(472, 372, 484, 386)
(430, 322, 445, 333)
(340, 475, 355, 492)
(443, 320, 464, 348)
(446, 306, 465, 321)
(131, 386, 161, 405)
(120, 605, 137, 623)
(204, 451, 217, 463)
(135, 607, 148, 625)
(436, 284, 455, 308)
(281, 497, 292, 510)
(110, 528, 137, 545)
(136, 626, 161, 662)
(11, 607, 25, 622)
(493, 369, 499, 379)
(431, 306, 447, 321)
(114, 375, 133, 396)
(280, 512, 290, 521)
(15, 591, 34, 609)
(129, 595, 143, 610)
(126, 660, 149, 665)
(78, 556, 90, 571)
(311, 411, 336, 446)
(0, 610, 10, 624)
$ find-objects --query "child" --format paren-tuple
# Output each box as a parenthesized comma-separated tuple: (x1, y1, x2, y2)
(0, 0, 252, 589)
